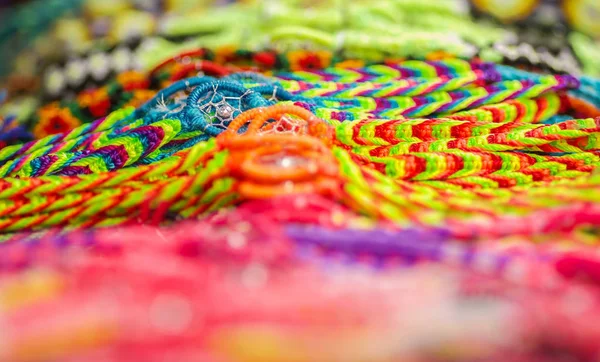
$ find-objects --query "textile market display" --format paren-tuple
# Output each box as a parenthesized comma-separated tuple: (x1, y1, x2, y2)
(0, 0, 600, 361)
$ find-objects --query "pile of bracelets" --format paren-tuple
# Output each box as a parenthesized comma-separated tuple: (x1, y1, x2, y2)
(0, 0, 599, 361)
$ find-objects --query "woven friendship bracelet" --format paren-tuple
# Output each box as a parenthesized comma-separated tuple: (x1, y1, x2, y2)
(16, 57, 595, 148)
(0, 101, 598, 235)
